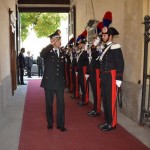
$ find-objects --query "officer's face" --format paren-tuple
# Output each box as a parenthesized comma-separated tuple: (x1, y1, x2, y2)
(53, 38, 61, 48)
(102, 34, 109, 43)
(78, 43, 83, 49)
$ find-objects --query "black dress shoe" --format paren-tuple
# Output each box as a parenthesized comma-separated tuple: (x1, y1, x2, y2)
(21, 83, 27, 85)
(101, 124, 116, 131)
(98, 123, 108, 129)
(78, 101, 88, 106)
(87, 110, 95, 116)
(77, 100, 82, 104)
(59, 127, 67, 132)
(89, 111, 100, 117)
(47, 125, 53, 130)
(70, 95, 76, 99)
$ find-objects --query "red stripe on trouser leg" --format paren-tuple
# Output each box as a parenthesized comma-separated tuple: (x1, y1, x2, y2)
(96, 69, 101, 113)
(75, 67, 79, 97)
(69, 67, 73, 91)
(111, 70, 117, 127)
(83, 66, 89, 103)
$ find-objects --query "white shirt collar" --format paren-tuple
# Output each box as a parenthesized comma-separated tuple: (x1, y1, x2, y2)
(53, 48, 59, 57)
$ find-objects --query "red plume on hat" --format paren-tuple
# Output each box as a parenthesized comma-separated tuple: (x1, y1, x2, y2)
(103, 11, 112, 27)
(80, 30, 87, 38)
(97, 21, 104, 35)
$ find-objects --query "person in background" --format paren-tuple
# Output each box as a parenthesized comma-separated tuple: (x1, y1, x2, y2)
(25, 51, 33, 78)
(37, 52, 44, 77)
(40, 29, 67, 132)
(18, 47, 26, 85)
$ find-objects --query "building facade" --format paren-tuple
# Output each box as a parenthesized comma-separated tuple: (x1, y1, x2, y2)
(0, 0, 150, 125)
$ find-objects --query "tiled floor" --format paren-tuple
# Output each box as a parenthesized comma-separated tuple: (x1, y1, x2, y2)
(0, 76, 149, 150)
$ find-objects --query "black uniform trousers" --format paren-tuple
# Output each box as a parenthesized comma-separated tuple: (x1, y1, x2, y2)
(69, 67, 73, 92)
(19, 67, 24, 84)
(72, 66, 79, 98)
(78, 66, 89, 103)
(44, 87, 65, 128)
(38, 66, 43, 77)
(90, 69, 101, 113)
(67, 64, 71, 91)
(27, 67, 32, 77)
(100, 70, 117, 127)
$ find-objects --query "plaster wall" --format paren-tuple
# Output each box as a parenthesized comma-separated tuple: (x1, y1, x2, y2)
(0, 0, 16, 121)
(0, 0, 16, 81)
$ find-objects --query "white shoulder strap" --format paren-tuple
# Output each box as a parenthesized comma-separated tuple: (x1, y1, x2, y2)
(99, 44, 113, 62)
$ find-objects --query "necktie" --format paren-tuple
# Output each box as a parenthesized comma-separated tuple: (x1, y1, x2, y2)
(55, 49, 58, 57)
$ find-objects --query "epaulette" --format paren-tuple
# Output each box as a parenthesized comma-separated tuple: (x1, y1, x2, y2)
(110, 43, 121, 50)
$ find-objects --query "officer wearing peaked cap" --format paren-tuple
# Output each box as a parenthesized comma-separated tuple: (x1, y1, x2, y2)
(40, 29, 67, 132)
(99, 26, 124, 131)
(49, 29, 61, 39)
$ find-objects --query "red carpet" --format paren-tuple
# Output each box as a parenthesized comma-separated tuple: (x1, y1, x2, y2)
(18, 80, 149, 150)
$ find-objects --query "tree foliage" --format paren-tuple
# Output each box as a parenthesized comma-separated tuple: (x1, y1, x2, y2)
(20, 13, 67, 41)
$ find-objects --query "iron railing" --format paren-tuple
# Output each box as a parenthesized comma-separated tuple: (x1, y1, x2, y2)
(140, 15, 150, 127)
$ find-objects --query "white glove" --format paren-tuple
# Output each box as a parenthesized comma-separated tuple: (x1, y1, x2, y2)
(75, 72, 78, 76)
(85, 74, 89, 80)
(93, 37, 100, 46)
(116, 80, 122, 87)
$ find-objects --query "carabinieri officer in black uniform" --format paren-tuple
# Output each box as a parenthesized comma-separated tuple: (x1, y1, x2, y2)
(40, 29, 67, 132)
(87, 37, 101, 117)
(99, 27, 124, 131)
(76, 30, 89, 106)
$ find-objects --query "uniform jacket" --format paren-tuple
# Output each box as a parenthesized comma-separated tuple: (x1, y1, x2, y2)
(76, 50, 89, 75)
(37, 56, 44, 67)
(100, 42, 124, 81)
(18, 52, 25, 68)
(65, 51, 71, 65)
(25, 56, 33, 67)
(71, 50, 77, 68)
(88, 48, 100, 76)
(76, 50, 89, 68)
(40, 44, 65, 90)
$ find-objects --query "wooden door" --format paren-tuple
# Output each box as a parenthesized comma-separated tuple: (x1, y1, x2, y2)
(9, 9, 17, 95)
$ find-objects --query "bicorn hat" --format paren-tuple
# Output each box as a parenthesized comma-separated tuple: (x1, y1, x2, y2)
(76, 30, 87, 46)
(102, 27, 119, 35)
(68, 38, 75, 48)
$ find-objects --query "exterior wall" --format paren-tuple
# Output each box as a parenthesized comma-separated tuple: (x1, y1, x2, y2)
(73, 0, 146, 122)
(121, 0, 143, 122)
(0, 0, 149, 124)
(0, 0, 16, 121)
(143, 0, 150, 75)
